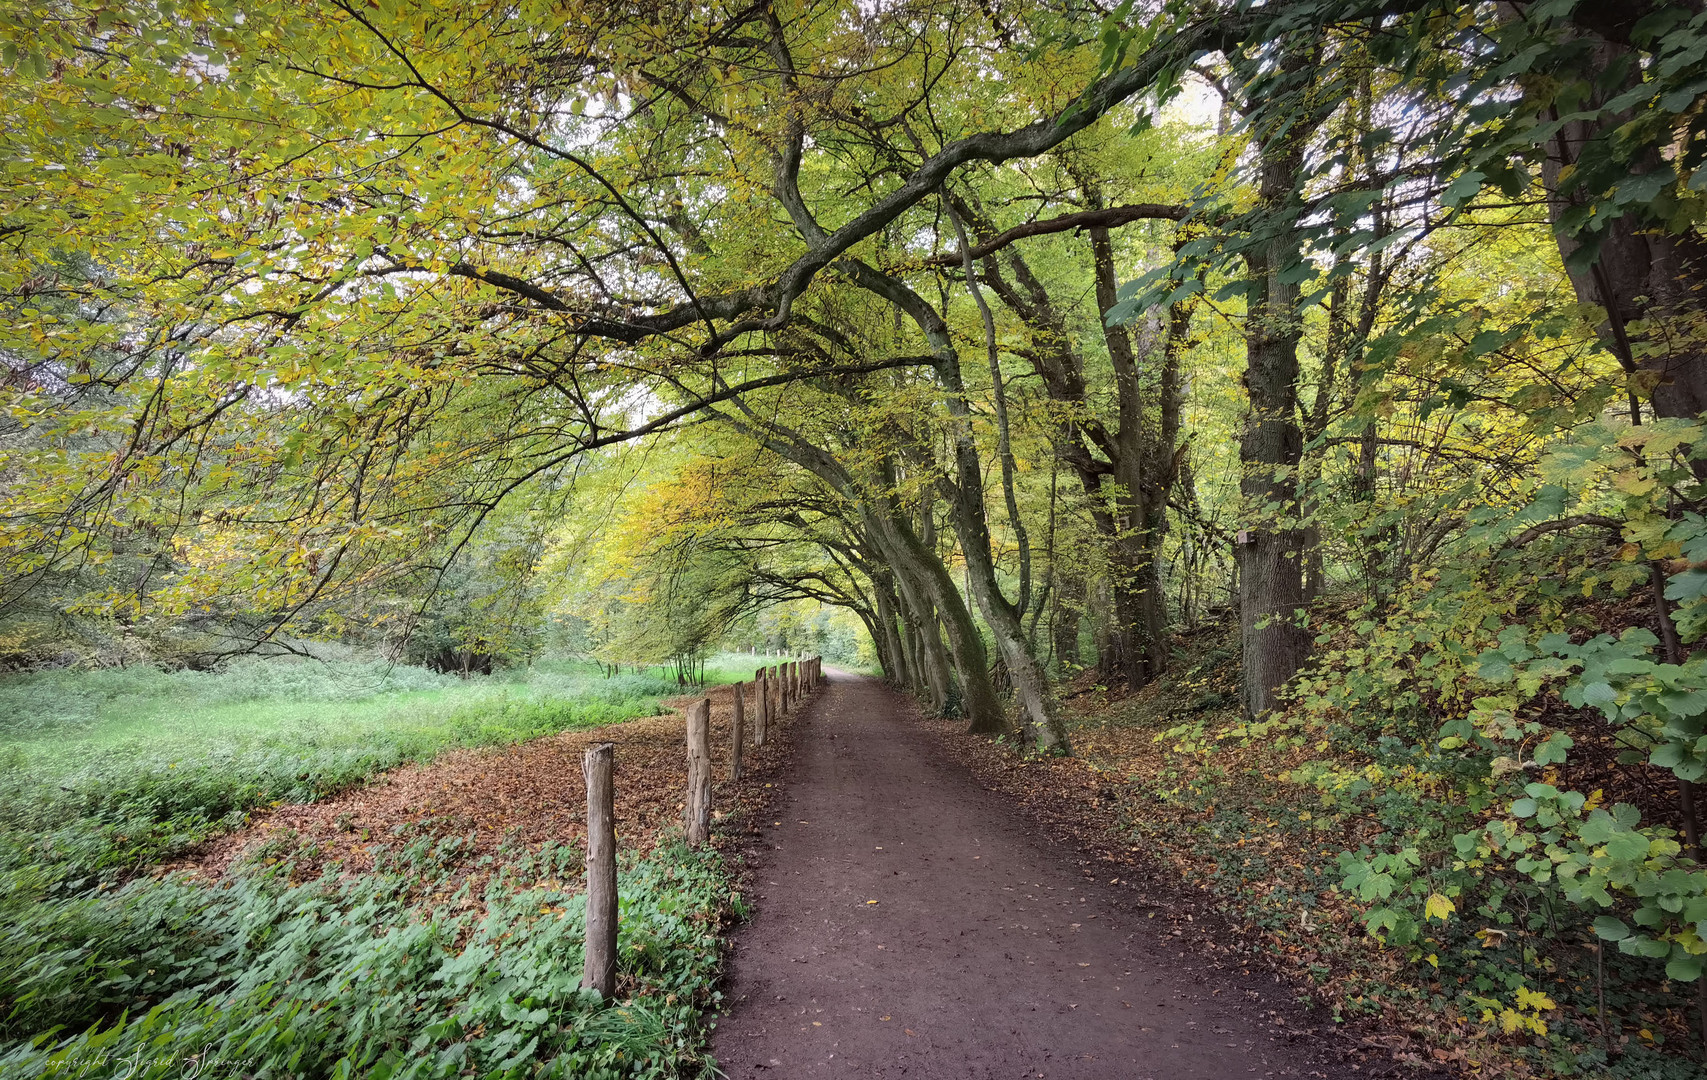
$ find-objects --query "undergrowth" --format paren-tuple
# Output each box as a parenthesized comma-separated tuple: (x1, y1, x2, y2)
(1065, 629, 1703, 1079)
(0, 653, 762, 1078)
(0, 840, 733, 1078)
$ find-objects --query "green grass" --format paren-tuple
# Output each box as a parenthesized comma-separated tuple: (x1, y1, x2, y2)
(0, 652, 759, 1078)
(0, 654, 752, 887)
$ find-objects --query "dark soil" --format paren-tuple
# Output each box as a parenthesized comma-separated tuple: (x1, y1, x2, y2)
(712, 672, 1395, 1079)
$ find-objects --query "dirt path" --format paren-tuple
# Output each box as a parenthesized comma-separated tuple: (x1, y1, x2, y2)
(712, 672, 1348, 1079)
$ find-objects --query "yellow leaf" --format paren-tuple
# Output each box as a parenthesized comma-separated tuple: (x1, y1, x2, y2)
(1425, 893, 1455, 922)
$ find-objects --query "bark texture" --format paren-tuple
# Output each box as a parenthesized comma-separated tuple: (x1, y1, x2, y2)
(581, 742, 617, 999)
(684, 699, 712, 846)
(1236, 47, 1316, 718)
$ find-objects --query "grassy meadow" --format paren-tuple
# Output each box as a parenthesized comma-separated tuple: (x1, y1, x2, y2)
(0, 652, 762, 1078)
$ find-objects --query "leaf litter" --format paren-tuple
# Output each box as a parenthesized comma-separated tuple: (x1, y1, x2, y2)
(175, 682, 797, 918)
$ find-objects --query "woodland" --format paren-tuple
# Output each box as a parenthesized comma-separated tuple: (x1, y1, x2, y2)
(3, 0, 1707, 1076)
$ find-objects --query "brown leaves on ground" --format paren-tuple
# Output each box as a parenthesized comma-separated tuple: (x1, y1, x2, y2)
(178, 681, 800, 894)
(912, 712, 1449, 1078)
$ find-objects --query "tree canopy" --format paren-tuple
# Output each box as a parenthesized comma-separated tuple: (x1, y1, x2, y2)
(6, 0, 1707, 1060)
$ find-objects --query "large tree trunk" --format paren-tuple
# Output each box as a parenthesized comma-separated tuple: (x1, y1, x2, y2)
(719, 401, 989, 726)
(846, 260, 1067, 749)
(1236, 60, 1315, 719)
(864, 503, 1004, 730)
(895, 564, 951, 713)
(1052, 570, 1083, 671)
(1538, 18, 1707, 424)
(871, 571, 911, 688)
(1089, 224, 1179, 688)
(974, 190, 1186, 694)
(935, 356, 1070, 751)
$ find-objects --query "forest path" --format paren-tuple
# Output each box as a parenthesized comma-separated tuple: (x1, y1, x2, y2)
(711, 671, 1344, 1080)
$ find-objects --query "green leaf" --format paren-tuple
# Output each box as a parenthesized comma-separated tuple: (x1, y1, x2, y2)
(1636, 936, 1672, 958)
(1667, 954, 1704, 982)
(1592, 916, 1630, 941)
(1604, 832, 1653, 862)
(1580, 682, 1617, 707)
(1652, 743, 1684, 769)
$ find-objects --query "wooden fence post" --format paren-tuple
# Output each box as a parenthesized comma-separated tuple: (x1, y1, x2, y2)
(684, 698, 711, 846)
(730, 680, 745, 780)
(582, 742, 617, 999)
(754, 667, 768, 746)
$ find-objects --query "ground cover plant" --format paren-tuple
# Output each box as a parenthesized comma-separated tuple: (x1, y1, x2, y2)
(1051, 626, 1704, 1079)
(0, 655, 781, 1078)
(0, 838, 732, 1079)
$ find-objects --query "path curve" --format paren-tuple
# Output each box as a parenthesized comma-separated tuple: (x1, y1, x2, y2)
(712, 672, 1342, 1079)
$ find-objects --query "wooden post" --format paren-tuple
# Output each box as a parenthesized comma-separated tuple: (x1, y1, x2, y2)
(684, 698, 712, 846)
(730, 681, 745, 780)
(582, 742, 617, 999)
(754, 667, 769, 746)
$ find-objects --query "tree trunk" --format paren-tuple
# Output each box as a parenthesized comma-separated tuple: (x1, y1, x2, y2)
(1089, 223, 1180, 688)
(1537, 30, 1707, 428)
(843, 260, 1061, 746)
(1052, 571, 1083, 671)
(872, 572, 911, 688)
(864, 504, 1000, 728)
(936, 364, 1068, 749)
(1236, 54, 1315, 719)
